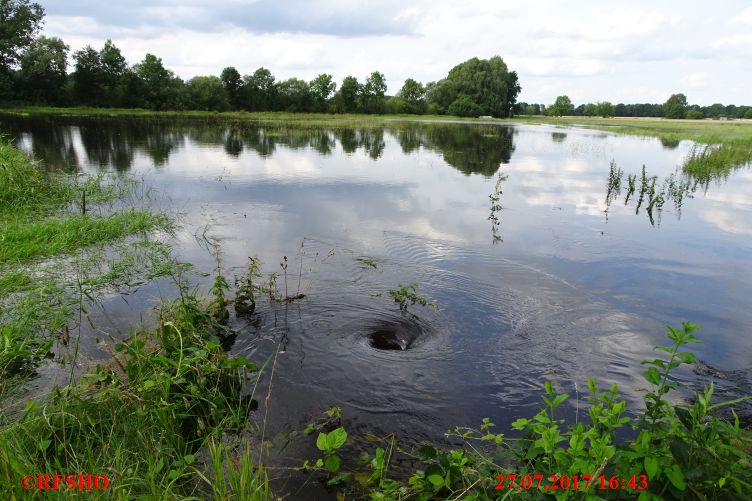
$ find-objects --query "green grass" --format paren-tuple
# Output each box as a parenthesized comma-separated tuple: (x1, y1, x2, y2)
(0, 137, 172, 381)
(0, 277, 267, 499)
(0, 210, 169, 263)
(0, 105, 492, 128)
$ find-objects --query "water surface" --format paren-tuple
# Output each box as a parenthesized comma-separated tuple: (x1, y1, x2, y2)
(3, 116, 751, 479)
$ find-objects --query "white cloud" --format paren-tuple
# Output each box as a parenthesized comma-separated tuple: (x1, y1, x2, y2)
(42, 0, 752, 105)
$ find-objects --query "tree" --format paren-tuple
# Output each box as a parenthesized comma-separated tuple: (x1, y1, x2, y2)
(99, 40, 128, 105)
(447, 95, 483, 117)
(18, 35, 67, 103)
(550, 95, 573, 116)
(240, 67, 277, 111)
(0, 0, 44, 97)
(187, 76, 229, 111)
(427, 56, 516, 118)
(359, 71, 387, 113)
(134, 53, 183, 110)
(309, 73, 335, 112)
(662, 93, 688, 119)
(220, 66, 241, 109)
(72, 45, 104, 105)
(397, 78, 425, 114)
(597, 101, 614, 117)
(277, 77, 311, 112)
(335, 76, 360, 113)
(504, 71, 521, 117)
(584, 103, 598, 116)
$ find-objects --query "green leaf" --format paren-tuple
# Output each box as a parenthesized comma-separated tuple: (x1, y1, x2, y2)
(675, 352, 696, 364)
(417, 445, 437, 460)
(316, 432, 329, 451)
(643, 367, 661, 385)
(324, 454, 341, 473)
(664, 464, 686, 490)
(327, 427, 347, 449)
(552, 393, 570, 407)
(315, 458, 323, 468)
(427, 473, 444, 487)
(511, 418, 530, 430)
(644, 457, 659, 479)
(545, 381, 555, 396)
(587, 378, 598, 393)
(425, 465, 444, 488)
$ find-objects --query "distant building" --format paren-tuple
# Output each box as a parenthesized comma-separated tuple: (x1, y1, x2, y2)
(479, 115, 493, 119)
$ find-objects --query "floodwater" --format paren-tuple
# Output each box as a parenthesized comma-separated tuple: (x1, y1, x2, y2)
(2, 115, 752, 491)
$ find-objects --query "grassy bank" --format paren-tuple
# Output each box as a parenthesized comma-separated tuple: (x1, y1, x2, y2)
(0, 105, 487, 128)
(0, 270, 267, 499)
(0, 137, 171, 384)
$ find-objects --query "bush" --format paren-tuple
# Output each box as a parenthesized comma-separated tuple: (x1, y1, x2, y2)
(447, 96, 483, 117)
(685, 109, 705, 119)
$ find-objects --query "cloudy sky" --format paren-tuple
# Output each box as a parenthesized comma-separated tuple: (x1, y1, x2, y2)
(40, 0, 751, 105)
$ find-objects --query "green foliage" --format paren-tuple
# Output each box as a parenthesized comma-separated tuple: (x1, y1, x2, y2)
(398, 78, 426, 114)
(359, 71, 387, 114)
(234, 257, 262, 315)
(387, 283, 434, 312)
(202, 438, 269, 500)
(550, 95, 574, 116)
(0, 138, 172, 383)
(683, 142, 752, 184)
(598, 101, 615, 118)
(335, 75, 360, 113)
(277, 77, 312, 112)
(427, 56, 518, 118)
(447, 95, 483, 117)
(316, 427, 348, 473)
(220, 66, 242, 108)
(187, 75, 230, 111)
(0, 0, 44, 76)
(0, 279, 260, 499)
(685, 109, 705, 119)
(310, 73, 336, 112)
(134, 53, 185, 110)
(663, 93, 689, 119)
(320, 323, 751, 500)
(18, 36, 69, 104)
(240, 67, 278, 112)
(584, 102, 599, 117)
(488, 172, 508, 244)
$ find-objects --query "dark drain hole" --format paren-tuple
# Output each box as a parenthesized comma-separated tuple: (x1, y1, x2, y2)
(369, 329, 412, 351)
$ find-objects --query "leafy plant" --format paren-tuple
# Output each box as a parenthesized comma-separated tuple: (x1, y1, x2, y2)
(315, 427, 348, 473)
(387, 283, 435, 312)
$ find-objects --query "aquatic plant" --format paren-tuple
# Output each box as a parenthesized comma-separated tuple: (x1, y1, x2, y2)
(488, 171, 508, 244)
(387, 283, 435, 312)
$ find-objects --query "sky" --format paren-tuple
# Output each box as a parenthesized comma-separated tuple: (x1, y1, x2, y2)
(39, 0, 752, 105)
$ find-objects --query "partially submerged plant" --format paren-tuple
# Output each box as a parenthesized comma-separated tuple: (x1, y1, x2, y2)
(234, 257, 262, 316)
(388, 283, 435, 312)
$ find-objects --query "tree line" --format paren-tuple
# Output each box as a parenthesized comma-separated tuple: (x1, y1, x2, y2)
(519, 93, 752, 120)
(0, 1, 521, 117)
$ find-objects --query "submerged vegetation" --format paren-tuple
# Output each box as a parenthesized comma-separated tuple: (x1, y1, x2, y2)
(0, 137, 171, 382)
